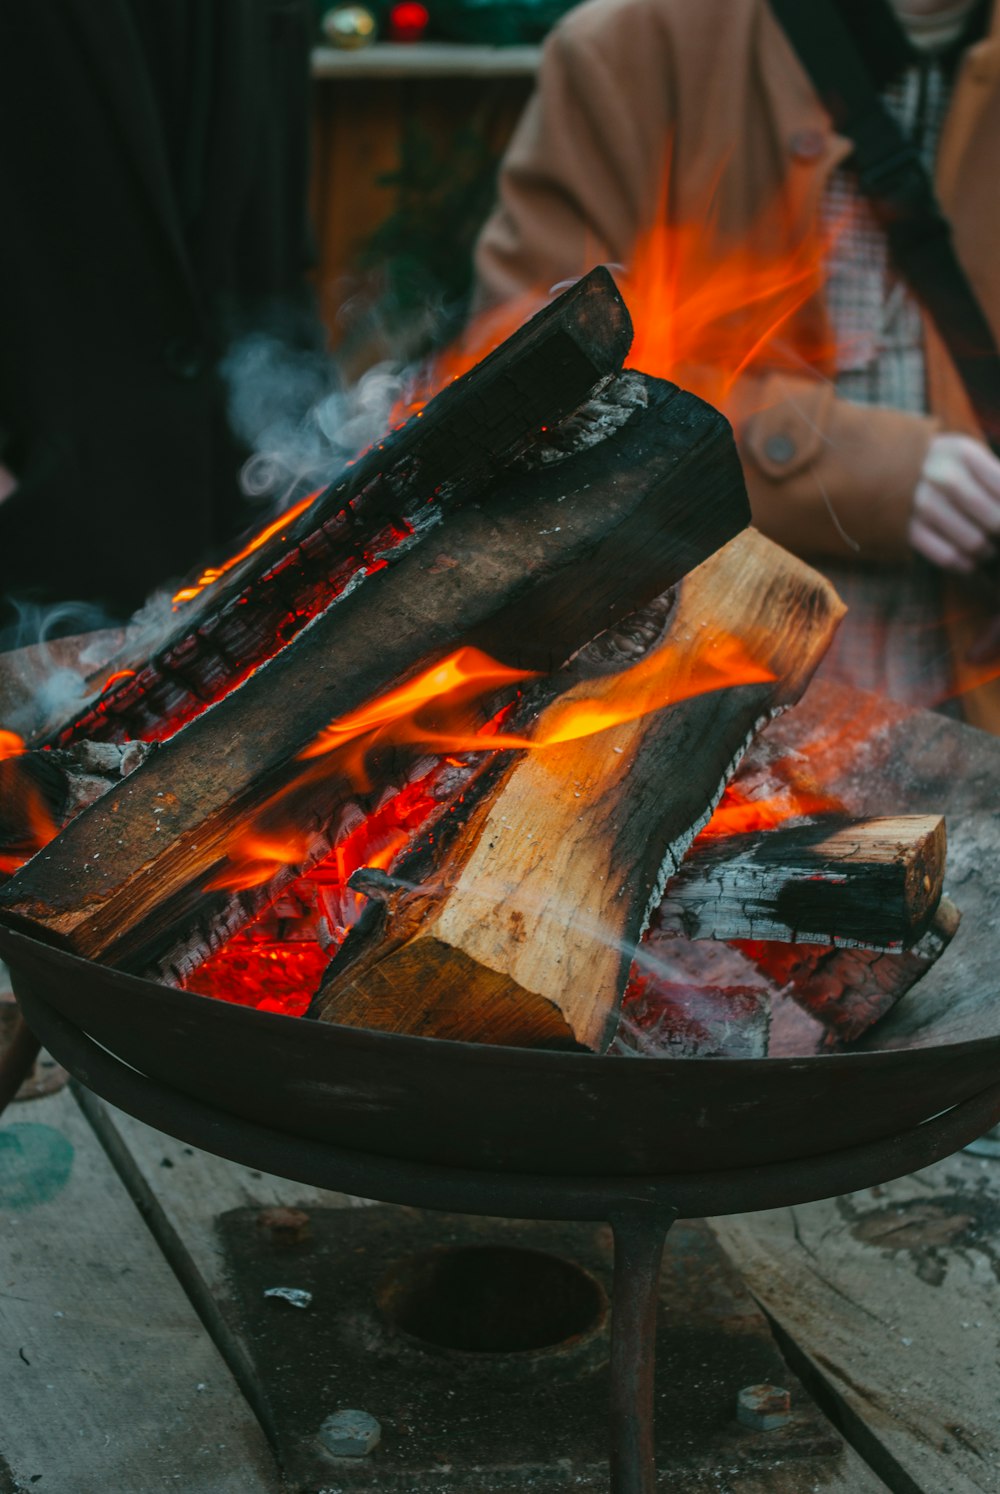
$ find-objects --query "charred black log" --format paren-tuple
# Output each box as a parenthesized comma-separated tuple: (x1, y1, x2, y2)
(47, 269, 634, 749)
(0, 374, 750, 978)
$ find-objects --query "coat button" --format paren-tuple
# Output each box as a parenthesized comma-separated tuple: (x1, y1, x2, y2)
(789, 127, 825, 162)
(764, 433, 797, 464)
(162, 337, 206, 380)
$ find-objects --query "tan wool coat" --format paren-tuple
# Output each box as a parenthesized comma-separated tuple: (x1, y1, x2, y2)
(473, 0, 1000, 727)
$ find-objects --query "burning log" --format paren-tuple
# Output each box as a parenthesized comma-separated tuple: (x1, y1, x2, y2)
(310, 529, 844, 1052)
(0, 373, 749, 977)
(654, 815, 946, 949)
(48, 269, 634, 750)
(739, 895, 962, 1045)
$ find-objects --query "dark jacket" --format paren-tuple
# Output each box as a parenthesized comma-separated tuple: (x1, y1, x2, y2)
(0, 0, 316, 617)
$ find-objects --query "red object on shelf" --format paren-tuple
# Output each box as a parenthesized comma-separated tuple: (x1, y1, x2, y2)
(388, 1, 430, 41)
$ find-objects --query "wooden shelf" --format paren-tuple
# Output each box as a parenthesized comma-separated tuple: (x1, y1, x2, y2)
(311, 42, 542, 79)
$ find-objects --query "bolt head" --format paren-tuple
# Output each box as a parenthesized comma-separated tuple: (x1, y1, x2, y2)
(256, 1206, 312, 1246)
(736, 1383, 792, 1431)
(319, 1409, 382, 1458)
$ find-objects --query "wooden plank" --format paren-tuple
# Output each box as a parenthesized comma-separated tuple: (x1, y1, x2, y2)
(76, 1096, 888, 1494)
(73, 1088, 364, 1447)
(0, 1088, 279, 1494)
(714, 1146, 1000, 1494)
(75, 1090, 363, 1300)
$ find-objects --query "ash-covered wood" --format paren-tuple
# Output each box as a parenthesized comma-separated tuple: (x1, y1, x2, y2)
(0, 741, 152, 866)
(0, 373, 750, 976)
(48, 268, 634, 750)
(656, 815, 946, 950)
(310, 529, 844, 1051)
(739, 896, 962, 1045)
(613, 940, 771, 1058)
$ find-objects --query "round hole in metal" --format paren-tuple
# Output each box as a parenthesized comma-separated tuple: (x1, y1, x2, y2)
(377, 1245, 607, 1355)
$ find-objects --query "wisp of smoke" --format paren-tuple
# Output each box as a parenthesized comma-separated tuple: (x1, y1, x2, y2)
(221, 333, 410, 506)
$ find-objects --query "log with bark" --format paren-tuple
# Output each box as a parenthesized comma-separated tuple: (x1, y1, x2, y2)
(47, 269, 634, 750)
(0, 373, 749, 979)
(737, 895, 962, 1045)
(310, 528, 845, 1051)
(655, 815, 946, 949)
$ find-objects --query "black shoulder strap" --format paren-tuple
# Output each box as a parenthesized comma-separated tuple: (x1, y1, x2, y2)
(770, 0, 1000, 451)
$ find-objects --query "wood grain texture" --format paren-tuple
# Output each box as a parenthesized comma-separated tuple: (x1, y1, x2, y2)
(0, 1088, 279, 1494)
(658, 815, 946, 950)
(714, 1145, 1000, 1494)
(313, 529, 845, 1050)
(0, 375, 748, 981)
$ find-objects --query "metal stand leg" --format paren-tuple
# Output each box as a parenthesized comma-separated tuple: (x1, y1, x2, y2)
(608, 1205, 677, 1494)
(0, 1009, 41, 1117)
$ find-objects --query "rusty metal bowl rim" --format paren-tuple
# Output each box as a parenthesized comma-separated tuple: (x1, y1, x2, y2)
(3, 922, 999, 1071)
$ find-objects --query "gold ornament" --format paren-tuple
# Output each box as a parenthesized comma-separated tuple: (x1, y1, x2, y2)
(321, 5, 378, 49)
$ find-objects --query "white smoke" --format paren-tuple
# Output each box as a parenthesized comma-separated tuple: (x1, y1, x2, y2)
(221, 333, 410, 506)
(0, 601, 124, 740)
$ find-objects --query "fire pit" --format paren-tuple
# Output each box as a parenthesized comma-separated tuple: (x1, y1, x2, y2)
(4, 681, 1000, 1492)
(4, 273, 1000, 1489)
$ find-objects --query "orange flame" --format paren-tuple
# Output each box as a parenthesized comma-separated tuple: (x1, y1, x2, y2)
(210, 625, 777, 894)
(101, 669, 137, 692)
(407, 162, 834, 432)
(172, 491, 320, 609)
(0, 734, 60, 875)
(205, 829, 319, 893)
(701, 782, 839, 839)
(299, 647, 537, 764)
(302, 634, 775, 765)
(0, 730, 27, 762)
(620, 214, 829, 415)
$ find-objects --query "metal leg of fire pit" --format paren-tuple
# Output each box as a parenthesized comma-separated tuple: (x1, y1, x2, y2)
(0, 1008, 41, 1115)
(609, 1205, 678, 1494)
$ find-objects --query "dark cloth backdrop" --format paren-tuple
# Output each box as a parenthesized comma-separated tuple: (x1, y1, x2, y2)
(0, 0, 317, 619)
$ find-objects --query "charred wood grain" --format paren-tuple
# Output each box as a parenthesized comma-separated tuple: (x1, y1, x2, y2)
(311, 530, 844, 1052)
(738, 896, 962, 1045)
(0, 375, 749, 976)
(48, 269, 633, 749)
(656, 815, 946, 950)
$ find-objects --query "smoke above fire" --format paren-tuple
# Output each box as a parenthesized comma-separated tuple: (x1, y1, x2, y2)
(220, 332, 410, 505)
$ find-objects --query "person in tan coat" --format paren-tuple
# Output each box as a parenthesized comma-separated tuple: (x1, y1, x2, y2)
(473, 0, 1000, 729)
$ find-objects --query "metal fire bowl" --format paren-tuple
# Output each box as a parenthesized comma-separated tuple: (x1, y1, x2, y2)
(4, 680, 1000, 1217)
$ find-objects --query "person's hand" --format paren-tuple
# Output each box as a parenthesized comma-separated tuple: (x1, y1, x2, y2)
(908, 433, 1000, 574)
(0, 462, 16, 506)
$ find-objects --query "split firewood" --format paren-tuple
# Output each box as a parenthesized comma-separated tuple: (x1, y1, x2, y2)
(310, 529, 845, 1052)
(48, 268, 634, 750)
(0, 373, 749, 978)
(738, 895, 962, 1045)
(654, 815, 946, 949)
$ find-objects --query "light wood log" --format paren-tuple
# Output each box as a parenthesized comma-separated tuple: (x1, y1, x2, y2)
(656, 815, 946, 950)
(0, 375, 749, 977)
(311, 529, 845, 1051)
